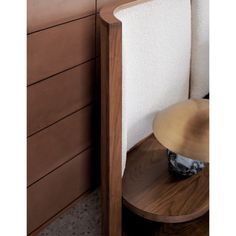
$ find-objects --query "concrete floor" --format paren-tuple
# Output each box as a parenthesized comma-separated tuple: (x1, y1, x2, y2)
(37, 190, 101, 236)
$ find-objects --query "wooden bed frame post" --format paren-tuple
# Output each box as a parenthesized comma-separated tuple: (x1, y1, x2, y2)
(100, 12, 122, 236)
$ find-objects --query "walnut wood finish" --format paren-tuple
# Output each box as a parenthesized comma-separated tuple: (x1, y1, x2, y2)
(100, 1, 146, 235)
(27, 60, 95, 136)
(100, 14, 122, 236)
(27, 15, 95, 85)
(27, 0, 95, 33)
(123, 207, 209, 236)
(123, 134, 209, 223)
(27, 149, 92, 234)
(27, 105, 93, 186)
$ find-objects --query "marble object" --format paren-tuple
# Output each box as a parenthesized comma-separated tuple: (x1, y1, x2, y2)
(167, 150, 205, 177)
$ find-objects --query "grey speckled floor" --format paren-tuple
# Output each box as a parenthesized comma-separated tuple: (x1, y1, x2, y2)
(37, 189, 101, 236)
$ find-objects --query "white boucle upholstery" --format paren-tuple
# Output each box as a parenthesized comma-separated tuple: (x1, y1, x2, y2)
(190, 0, 209, 98)
(115, 0, 191, 175)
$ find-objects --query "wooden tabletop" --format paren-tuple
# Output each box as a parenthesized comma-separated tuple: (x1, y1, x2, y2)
(123, 207, 209, 236)
(123, 134, 209, 223)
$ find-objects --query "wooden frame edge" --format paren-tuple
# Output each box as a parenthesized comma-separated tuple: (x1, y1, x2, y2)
(99, 1, 148, 235)
(100, 7, 122, 236)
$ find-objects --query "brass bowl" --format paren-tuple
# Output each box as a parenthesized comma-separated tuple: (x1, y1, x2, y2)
(153, 99, 209, 163)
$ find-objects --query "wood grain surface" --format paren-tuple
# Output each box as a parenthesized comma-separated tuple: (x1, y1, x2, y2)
(27, 60, 95, 136)
(100, 12, 122, 236)
(27, 149, 92, 234)
(100, 1, 145, 235)
(123, 134, 209, 223)
(27, 0, 95, 33)
(27, 105, 93, 186)
(122, 206, 209, 236)
(27, 15, 95, 84)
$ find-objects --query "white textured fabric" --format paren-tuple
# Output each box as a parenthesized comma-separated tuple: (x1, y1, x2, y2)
(115, 0, 191, 175)
(190, 0, 209, 98)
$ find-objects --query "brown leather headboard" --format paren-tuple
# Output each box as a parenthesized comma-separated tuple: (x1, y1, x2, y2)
(27, 0, 117, 234)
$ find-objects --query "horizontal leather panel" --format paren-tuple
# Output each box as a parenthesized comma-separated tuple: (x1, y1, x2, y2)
(27, 15, 95, 85)
(96, 14, 101, 56)
(97, 0, 119, 10)
(27, 105, 93, 186)
(27, 149, 92, 234)
(27, 0, 95, 33)
(27, 60, 95, 136)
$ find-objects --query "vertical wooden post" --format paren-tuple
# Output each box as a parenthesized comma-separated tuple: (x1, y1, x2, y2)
(100, 16, 122, 236)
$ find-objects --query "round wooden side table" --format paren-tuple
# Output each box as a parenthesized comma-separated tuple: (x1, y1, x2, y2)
(123, 134, 209, 223)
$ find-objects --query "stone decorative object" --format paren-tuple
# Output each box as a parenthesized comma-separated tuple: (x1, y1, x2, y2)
(167, 150, 205, 177)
